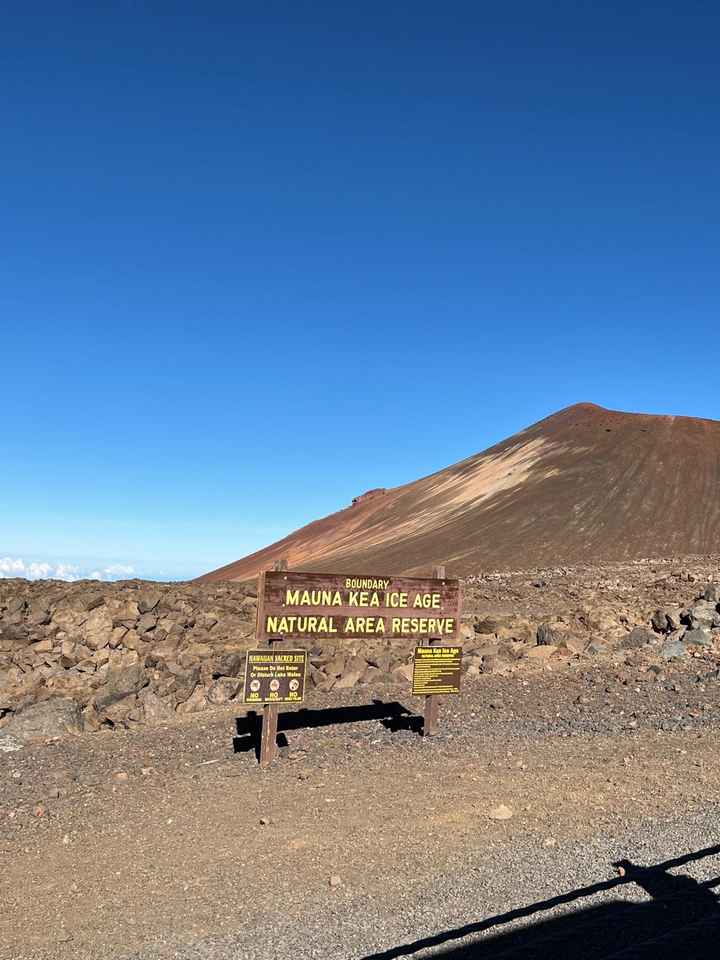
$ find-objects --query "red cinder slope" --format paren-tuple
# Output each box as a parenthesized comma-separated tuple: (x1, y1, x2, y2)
(198, 403, 720, 581)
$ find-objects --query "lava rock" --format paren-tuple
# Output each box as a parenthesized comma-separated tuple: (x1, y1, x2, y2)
(4, 698, 84, 742)
(0, 730, 23, 752)
(651, 610, 672, 633)
(138, 592, 162, 614)
(94, 662, 148, 711)
(686, 601, 718, 630)
(536, 623, 559, 646)
(683, 627, 713, 648)
(621, 626, 656, 649)
(660, 640, 687, 660)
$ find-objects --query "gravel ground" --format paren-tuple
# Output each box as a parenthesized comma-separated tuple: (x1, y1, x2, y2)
(3, 658, 720, 960)
(125, 809, 720, 959)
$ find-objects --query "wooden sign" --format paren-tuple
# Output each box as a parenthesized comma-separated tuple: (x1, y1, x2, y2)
(412, 645, 463, 696)
(256, 571, 461, 642)
(243, 649, 308, 705)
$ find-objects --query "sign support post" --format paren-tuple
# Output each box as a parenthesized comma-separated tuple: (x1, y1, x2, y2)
(423, 564, 445, 737)
(259, 557, 288, 769)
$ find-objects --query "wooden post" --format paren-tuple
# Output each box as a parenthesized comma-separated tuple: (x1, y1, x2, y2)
(423, 564, 445, 737)
(259, 557, 288, 768)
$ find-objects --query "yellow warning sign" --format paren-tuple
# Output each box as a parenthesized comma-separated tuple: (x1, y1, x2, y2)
(412, 645, 463, 696)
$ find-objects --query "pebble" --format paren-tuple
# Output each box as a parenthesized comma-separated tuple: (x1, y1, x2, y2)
(0, 732, 24, 753)
(487, 804, 514, 821)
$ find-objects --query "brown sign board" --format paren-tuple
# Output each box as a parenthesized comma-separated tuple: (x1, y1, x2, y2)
(256, 571, 461, 642)
(412, 645, 463, 696)
(243, 649, 308, 705)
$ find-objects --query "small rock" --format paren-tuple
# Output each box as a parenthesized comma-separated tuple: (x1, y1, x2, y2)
(136, 612, 158, 635)
(527, 645, 557, 660)
(0, 732, 23, 753)
(391, 663, 415, 683)
(206, 677, 241, 705)
(323, 655, 347, 678)
(651, 610, 671, 633)
(684, 628, 712, 648)
(112, 771, 129, 783)
(562, 637, 588, 656)
(660, 640, 687, 660)
(5, 698, 84, 743)
(334, 670, 364, 689)
(536, 623, 558, 646)
(95, 662, 148, 711)
(329, 875, 343, 888)
(487, 804, 513, 821)
(259, 817, 270, 826)
(31, 638, 53, 653)
(138, 592, 162, 614)
(481, 654, 500, 673)
(587, 641, 608, 656)
(621, 627, 655, 650)
(686, 601, 718, 630)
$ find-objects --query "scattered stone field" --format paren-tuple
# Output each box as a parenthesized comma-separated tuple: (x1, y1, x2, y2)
(2, 556, 720, 958)
(3, 556, 720, 745)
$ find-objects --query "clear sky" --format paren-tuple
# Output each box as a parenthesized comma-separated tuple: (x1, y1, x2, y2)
(3, 1, 719, 581)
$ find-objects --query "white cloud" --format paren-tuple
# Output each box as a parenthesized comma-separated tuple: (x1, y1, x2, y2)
(102, 564, 135, 577)
(0, 557, 135, 582)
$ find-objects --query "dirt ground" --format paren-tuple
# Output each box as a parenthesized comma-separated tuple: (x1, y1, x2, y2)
(3, 652, 720, 960)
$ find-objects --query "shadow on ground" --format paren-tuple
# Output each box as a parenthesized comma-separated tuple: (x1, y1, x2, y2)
(360, 845, 720, 959)
(233, 699, 422, 757)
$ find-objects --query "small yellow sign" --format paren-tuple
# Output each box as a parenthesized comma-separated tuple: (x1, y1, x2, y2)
(412, 645, 463, 696)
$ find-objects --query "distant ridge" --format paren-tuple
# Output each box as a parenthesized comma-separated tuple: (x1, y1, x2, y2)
(198, 403, 720, 581)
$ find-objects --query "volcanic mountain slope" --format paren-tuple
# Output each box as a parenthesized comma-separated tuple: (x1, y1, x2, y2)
(199, 403, 720, 581)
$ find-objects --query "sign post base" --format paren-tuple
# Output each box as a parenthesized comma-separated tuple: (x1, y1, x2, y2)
(260, 702, 278, 768)
(259, 558, 288, 768)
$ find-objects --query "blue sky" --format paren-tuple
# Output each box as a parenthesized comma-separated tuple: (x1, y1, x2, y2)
(3, 1, 719, 580)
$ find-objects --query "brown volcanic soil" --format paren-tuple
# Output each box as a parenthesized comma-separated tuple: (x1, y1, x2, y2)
(3, 559, 720, 958)
(4, 658, 720, 960)
(199, 403, 720, 582)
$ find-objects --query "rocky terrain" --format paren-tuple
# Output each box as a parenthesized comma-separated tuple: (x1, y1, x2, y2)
(2, 556, 720, 745)
(3, 642, 720, 958)
(3, 556, 720, 958)
(200, 403, 720, 581)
